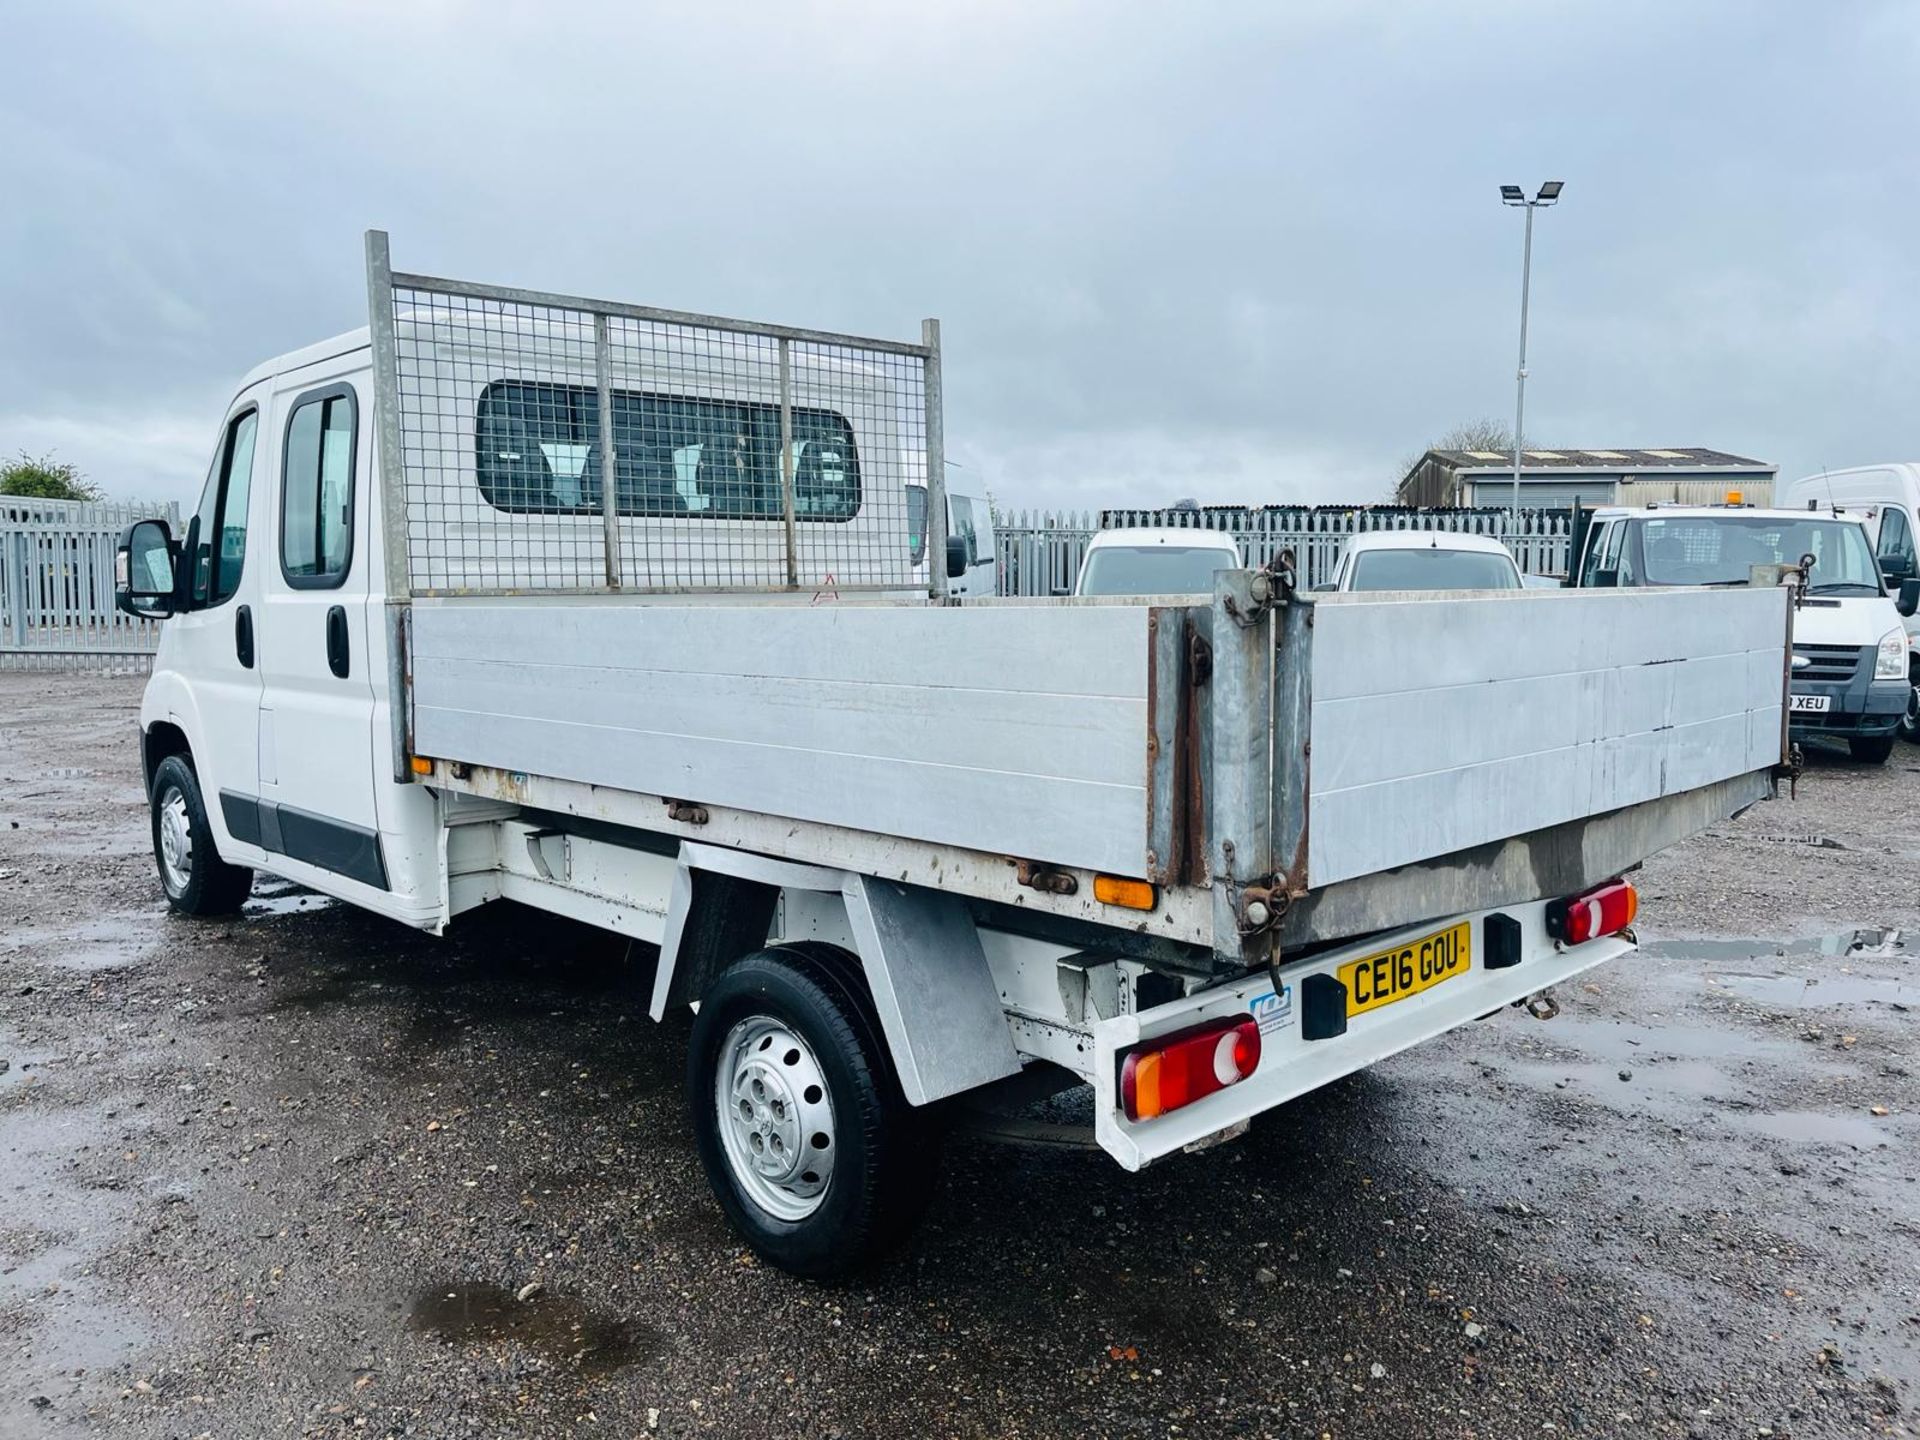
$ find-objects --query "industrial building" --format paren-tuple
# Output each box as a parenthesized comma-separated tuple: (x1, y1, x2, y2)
(1395, 447, 1776, 509)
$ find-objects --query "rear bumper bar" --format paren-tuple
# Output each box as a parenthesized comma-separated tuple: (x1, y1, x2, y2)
(1090, 900, 1632, 1170)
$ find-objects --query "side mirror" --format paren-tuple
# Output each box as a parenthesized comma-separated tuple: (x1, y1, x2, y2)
(115, 519, 178, 618)
(1883, 557, 1915, 587)
(1591, 568, 1620, 588)
(1310, 582, 1336, 593)
(1898, 578, 1920, 618)
(1050, 585, 1072, 598)
(945, 535, 968, 579)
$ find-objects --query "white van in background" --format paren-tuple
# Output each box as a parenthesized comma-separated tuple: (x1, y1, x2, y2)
(1568, 502, 1913, 762)
(1069, 527, 1242, 597)
(1315, 530, 1524, 593)
(909, 470, 998, 599)
(1781, 464, 1920, 743)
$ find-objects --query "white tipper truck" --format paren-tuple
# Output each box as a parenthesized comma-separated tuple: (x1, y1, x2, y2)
(112, 234, 1794, 1277)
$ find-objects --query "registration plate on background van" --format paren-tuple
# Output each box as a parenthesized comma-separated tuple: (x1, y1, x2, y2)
(1789, 694, 1831, 713)
(1338, 922, 1472, 1017)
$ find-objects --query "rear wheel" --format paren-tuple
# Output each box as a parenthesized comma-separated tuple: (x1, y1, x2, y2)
(149, 754, 253, 916)
(688, 944, 939, 1279)
(1849, 733, 1896, 765)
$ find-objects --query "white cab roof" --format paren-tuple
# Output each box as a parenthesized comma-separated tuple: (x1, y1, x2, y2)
(1083, 526, 1240, 553)
(1591, 504, 1868, 526)
(235, 327, 372, 394)
(1340, 529, 1514, 555)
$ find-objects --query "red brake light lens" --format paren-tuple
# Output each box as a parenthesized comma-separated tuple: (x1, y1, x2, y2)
(1120, 1017, 1262, 1122)
(1546, 878, 1638, 945)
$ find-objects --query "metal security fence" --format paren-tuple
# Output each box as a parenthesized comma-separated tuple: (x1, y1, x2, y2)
(0, 496, 181, 672)
(367, 231, 944, 598)
(995, 505, 1574, 596)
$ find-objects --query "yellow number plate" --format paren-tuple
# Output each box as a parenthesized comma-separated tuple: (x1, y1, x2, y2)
(1338, 922, 1472, 1017)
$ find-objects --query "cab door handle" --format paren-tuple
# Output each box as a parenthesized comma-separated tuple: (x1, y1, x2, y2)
(235, 605, 254, 669)
(326, 605, 349, 679)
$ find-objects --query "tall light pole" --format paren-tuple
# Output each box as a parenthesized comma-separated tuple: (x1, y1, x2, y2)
(1499, 181, 1563, 520)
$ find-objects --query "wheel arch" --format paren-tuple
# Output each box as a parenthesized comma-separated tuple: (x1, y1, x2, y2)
(653, 841, 1022, 1107)
(142, 720, 193, 799)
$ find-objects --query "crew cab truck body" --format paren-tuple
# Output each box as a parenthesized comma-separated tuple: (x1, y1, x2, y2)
(114, 234, 1792, 1277)
(1567, 503, 1911, 763)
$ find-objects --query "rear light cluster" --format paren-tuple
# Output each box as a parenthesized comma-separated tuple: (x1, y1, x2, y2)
(1546, 877, 1638, 946)
(1120, 1017, 1261, 1122)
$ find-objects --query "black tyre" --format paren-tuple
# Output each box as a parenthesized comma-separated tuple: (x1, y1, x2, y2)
(688, 944, 939, 1279)
(1901, 663, 1920, 745)
(149, 754, 253, 916)
(1849, 733, 1896, 765)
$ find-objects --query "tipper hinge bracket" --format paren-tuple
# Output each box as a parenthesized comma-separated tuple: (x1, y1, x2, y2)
(1236, 882, 1285, 936)
(1222, 548, 1299, 629)
(1015, 859, 1078, 896)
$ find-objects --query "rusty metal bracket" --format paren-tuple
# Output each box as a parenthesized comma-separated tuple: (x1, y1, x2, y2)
(1187, 629, 1213, 687)
(1221, 548, 1299, 629)
(665, 798, 710, 825)
(1014, 859, 1078, 896)
(1236, 882, 1286, 935)
(1520, 988, 1561, 1020)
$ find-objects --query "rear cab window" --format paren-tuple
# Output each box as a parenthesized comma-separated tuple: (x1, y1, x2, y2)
(475, 381, 860, 522)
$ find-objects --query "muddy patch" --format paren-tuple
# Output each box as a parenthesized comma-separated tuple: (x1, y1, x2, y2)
(407, 1281, 659, 1374)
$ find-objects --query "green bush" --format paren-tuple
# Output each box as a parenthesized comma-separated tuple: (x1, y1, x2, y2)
(0, 451, 101, 502)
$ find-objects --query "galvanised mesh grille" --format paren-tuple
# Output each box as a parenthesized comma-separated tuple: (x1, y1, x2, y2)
(377, 253, 936, 597)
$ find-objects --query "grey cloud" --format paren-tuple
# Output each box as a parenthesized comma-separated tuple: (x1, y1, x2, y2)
(4, 0, 1917, 510)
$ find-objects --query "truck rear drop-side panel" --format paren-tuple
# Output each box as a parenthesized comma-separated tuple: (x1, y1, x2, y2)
(1303, 586, 1788, 888)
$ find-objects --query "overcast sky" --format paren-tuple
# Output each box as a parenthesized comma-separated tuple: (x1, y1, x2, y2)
(5, 1, 1917, 513)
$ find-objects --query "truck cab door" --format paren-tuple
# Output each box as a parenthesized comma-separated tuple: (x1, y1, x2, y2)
(167, 397, 268, 864)
(252, 378, 386, 894)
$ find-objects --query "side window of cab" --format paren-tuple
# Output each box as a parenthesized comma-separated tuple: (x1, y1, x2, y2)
(1876, 506, 1916, 580)
(187, 409, 260, 608)
(1579, 521, 1616, 585)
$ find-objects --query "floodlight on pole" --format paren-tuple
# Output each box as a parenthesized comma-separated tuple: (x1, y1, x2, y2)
(1499, 181, 1566, 518)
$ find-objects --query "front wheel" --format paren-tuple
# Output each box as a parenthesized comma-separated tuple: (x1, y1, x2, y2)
(149, 754, 254, 916)
(1901, 664, 1920, 745)
(1849, 733, 1896, 765)
(688, 945, 939, 1279)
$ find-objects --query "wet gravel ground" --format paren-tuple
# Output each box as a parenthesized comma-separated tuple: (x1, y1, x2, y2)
(1, 673, 1916, 1439)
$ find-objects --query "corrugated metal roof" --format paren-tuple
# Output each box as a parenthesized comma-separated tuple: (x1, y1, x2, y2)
(1427, 446, 1772, 472)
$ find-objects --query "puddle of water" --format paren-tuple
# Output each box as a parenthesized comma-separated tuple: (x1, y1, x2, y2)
(408, 1282, 656, 1374)
(2, 913, 155, 972)
(244, 879, 338, 918)
(1738, 1109, 1890, 1149)
(1703, 972, 1918, 1009)
(1640, 928, 1905, 963)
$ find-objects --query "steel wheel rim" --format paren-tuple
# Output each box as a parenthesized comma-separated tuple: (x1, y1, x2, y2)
(714, 1015, 837, 1222)
(157, 787, 193, 895)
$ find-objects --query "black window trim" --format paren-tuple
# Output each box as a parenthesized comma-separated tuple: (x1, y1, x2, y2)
(278, 381, 359, 591)
(189, 404, 260, 613)
(1877, 505, 1913, 562)
(472, 378, 862, 524)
